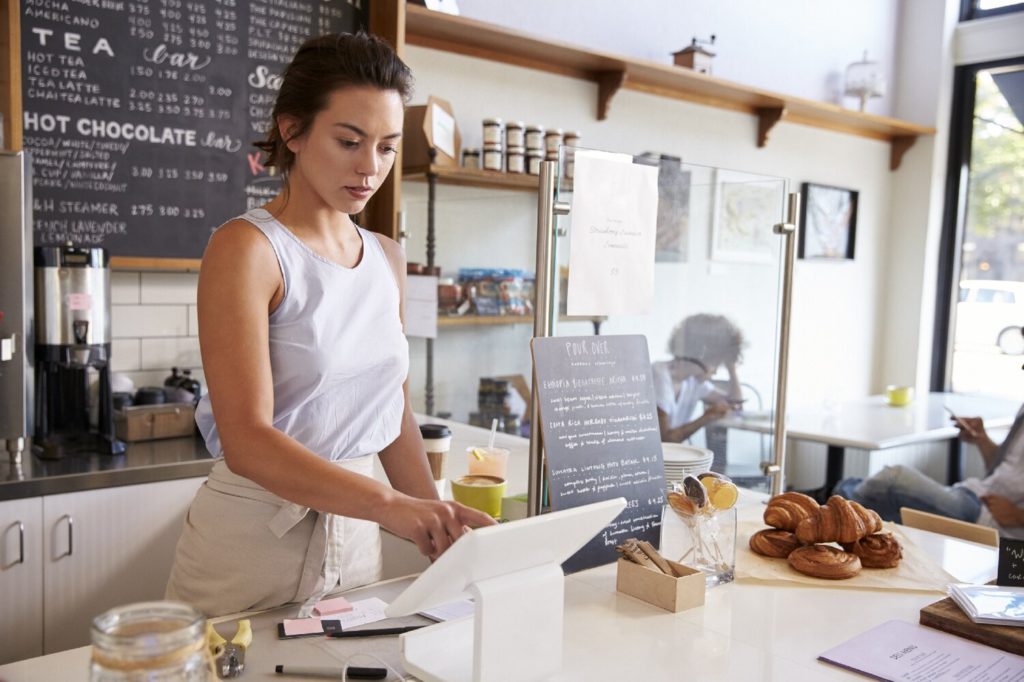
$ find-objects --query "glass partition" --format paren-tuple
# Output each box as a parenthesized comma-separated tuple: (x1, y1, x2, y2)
(552, 151, 788, 490)
(401, 151, 789, 492)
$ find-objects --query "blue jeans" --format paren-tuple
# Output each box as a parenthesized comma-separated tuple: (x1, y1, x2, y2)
(832, 465, 981, 524)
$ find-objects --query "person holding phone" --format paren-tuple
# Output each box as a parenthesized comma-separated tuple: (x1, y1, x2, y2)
(834, 404, 1024, 539)
(165, 33, 494, 617)
(653, 314, 746, 444)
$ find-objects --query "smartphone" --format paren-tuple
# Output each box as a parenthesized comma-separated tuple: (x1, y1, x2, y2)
(943, 406, 977, 436)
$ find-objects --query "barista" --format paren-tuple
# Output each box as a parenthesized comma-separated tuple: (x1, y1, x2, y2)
(166, 33, 494, 617)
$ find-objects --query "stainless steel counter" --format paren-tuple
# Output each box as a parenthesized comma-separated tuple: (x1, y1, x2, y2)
(0, 436, 215, 500)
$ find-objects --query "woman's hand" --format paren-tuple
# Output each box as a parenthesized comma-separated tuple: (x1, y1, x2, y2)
(702, 402, 731, 422)
(380, 495, 497, 560)
(981, 494, 1024, 528)
(952, 416, 987, 445)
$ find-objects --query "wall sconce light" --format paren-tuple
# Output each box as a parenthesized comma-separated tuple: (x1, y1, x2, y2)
(844, 51, 886, 112)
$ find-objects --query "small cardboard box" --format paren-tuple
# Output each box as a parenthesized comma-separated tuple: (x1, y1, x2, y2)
(403, 95, 460, 169)
(115, 403, 195, 442)
(615, 558, 706, 612)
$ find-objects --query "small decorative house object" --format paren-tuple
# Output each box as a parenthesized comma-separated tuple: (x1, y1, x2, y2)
(672, 35, 716, 75)
(844, 51, 886, 112)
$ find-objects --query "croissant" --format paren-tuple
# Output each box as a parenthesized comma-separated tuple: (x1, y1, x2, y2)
(749, 529, 802, 558)
(795, 495, 883, 545)
(841, 533, 902, 569)
(763, 492, 820, 531)
(788, 545, 861, 580)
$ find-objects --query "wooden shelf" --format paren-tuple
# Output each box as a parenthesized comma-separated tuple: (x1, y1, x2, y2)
(405, 5, 934, 170)
(404, 164, 540, 191)
(438, 314, 533, 327)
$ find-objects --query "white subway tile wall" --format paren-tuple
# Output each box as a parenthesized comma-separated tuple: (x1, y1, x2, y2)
(111, 272, 203, 393)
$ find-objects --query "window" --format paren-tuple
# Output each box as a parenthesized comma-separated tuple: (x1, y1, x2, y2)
(933, 57, 1024, 398)
(961, 0, 1024, 20)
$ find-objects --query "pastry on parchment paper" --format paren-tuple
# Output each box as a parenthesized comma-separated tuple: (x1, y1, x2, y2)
(787, 544, 862, 580)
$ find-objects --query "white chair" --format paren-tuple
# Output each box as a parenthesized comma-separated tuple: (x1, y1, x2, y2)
(899, 506, 999, 547)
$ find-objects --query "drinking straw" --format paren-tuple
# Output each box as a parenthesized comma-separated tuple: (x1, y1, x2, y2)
(488, 418, 498, 449)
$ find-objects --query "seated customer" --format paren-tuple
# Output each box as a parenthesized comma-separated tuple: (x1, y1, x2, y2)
(834, 404, 1024, 539)
(653, 314, 745, 443)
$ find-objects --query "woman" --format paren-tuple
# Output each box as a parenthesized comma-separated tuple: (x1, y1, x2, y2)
(166, 33, 494, 617)
(653, 314, 745, 443)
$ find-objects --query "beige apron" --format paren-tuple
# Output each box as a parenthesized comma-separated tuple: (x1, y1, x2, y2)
(166, 456, 383, 617)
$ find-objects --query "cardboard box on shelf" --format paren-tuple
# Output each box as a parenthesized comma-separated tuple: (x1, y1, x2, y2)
(403, 95, 461, 169)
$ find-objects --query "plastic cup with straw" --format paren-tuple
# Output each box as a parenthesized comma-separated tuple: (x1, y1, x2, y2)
(467, 418, 509, 479)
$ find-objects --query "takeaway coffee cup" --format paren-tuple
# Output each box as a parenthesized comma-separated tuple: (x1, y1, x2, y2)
(451, 475, 507, 518)
(419, 424, 452, 482)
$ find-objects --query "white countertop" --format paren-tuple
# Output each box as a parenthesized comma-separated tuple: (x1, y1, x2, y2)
(1, 424, 1001, 681)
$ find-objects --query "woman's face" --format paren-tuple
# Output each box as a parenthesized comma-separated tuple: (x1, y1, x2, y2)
(283, 85, 404, 214)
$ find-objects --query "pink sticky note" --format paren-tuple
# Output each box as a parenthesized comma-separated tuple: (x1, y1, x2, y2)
(281, 618, 324, 636)
(314, 596, 354, 616)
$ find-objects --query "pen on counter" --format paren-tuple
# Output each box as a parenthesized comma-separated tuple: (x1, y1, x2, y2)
(274, 664, 387, 679)
(327, 625, 425, 638)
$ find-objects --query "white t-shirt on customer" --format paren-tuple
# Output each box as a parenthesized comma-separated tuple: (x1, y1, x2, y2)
(958, 405, 1024, 539)
(652, 361, 717, 430)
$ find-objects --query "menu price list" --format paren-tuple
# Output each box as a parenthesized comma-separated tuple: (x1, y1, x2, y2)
(532, 335, 667, 573)
(22, 0, 365, 258)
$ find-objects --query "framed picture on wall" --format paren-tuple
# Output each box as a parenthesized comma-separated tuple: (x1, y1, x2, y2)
(798, 182, 858, 260)
(710, 169, 781, 263)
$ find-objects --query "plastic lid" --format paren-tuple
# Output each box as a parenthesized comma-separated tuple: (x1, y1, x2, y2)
(419, 423, 452, 438)
(545, 128, 564, 136)
(564, 131, 581, 138)
(506, 121, 524, 128)
(482, 117, 503, 125)
(525, 124, 544, 131)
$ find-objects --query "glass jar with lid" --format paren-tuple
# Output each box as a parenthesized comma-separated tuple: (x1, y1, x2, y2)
(506, 146, 525, 174)
(90, 601, 211, 681)
(563, 131, 581, 179)
(524, 124, 545, 150)
(462, 147, 481, 169)
(505, 121, 525, 148)
(544, 128, 563, 159)
(526, 149, 545, 175)
(482, 118, 504, 145)
(482, 142, 504, 171)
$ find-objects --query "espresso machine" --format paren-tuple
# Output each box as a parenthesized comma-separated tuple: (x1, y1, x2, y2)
(33, 244, 125, 459)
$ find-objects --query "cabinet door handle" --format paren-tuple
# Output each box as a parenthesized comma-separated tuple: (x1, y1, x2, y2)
(57, 514, 74, 559)
(17, 521, 24, 564)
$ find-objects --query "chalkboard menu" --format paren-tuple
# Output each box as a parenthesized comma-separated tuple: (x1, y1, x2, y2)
(532, 334, 666, 573)
(998, 538, 1024, 587)
(21, 0, 367, 259)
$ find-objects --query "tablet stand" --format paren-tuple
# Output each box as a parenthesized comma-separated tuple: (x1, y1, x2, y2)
(400, 563, 565, 682)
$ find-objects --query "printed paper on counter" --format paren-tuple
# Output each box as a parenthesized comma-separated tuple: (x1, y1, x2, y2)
(566, 150, 658, 316)
(818, 619, 1024, 680)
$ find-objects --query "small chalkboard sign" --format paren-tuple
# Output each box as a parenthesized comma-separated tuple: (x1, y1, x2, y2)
(532, 334, 666, 573)
(998, 538, 1024, 587)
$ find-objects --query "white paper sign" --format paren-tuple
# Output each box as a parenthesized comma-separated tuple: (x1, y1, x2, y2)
(430, 103, 456, 159)
(818, 619, 1024, 680)
(566, 150, 658, 316)
(405, 274, 438, 339)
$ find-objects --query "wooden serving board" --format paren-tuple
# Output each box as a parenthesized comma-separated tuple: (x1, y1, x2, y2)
(920, 596, 1024, 654)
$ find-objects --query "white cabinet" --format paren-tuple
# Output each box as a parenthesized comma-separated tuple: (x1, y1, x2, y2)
(0, 497, 44, 664)
(0, 476, 205, 663)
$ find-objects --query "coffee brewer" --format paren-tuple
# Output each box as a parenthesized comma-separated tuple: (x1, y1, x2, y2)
(34, 245, 125, 459)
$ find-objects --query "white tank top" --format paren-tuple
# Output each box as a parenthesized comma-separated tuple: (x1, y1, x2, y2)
(196, 208, 409, 460)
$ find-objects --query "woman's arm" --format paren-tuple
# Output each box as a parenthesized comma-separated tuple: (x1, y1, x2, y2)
(199, 224, 491, 561)
(658, 405, 729, 443)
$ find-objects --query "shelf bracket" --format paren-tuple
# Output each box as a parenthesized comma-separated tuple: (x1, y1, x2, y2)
(756, 106, 786, 148)
(890, 135, 917, 171)
(596, 69, 627, 121)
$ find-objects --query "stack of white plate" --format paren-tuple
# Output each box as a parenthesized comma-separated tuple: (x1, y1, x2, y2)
(661, 443, 714, 488)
